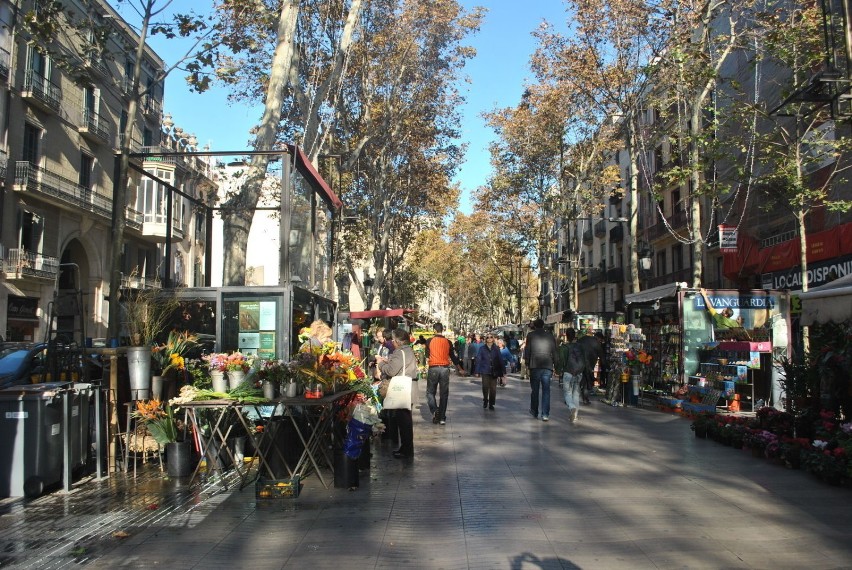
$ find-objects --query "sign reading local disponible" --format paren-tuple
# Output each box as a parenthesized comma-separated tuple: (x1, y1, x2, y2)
(719, 224, 738, 252)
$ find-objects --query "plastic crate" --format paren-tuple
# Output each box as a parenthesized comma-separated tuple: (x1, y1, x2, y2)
(256, 477, 301, 500)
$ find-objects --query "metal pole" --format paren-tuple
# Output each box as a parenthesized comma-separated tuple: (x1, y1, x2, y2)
(280, 151, 292, 284)
(62, 389, 71, 492)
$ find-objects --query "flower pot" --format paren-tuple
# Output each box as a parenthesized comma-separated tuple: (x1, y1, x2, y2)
(285, 380, 299, 398)
(165, 441, 194, 478)
(262, 380, 277, 400)
(694, 427, 708, 439)
(152, 375, 167, 401)
(210, 370, 227, 393)
(751, 447, 764, 458)
(228, 370, 246, 390)
(127, 346, 152, 400)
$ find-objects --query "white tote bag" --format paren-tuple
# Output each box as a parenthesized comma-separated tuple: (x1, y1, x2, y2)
(382, 350, 413, 410)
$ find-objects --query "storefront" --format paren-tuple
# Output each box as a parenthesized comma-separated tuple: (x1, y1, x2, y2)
(6, 295, 40, 341)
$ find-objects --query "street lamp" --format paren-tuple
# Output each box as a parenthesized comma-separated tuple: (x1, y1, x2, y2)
(363, 277, 374, 299)
(638, 241, 653, 272)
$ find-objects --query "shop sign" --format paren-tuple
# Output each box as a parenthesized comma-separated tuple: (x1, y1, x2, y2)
(760, 254, 852, 291)
(7, 296, 39, 320)
(719, 225, 738, 253)
(694, 292, 778, 311)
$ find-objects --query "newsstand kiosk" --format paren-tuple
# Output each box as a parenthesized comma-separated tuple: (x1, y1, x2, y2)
(625, 285, 792, 412)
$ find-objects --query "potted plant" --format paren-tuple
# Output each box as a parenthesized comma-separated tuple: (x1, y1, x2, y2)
(120, 277, 180, 400)
(151, 330, 198, 399)
(132, 399, 194, 477)
(203, 353, 230, 393)
(690, 412, 715, 438)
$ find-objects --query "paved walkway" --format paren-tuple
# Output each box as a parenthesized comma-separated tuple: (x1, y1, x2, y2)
(1, 371, 851, 569)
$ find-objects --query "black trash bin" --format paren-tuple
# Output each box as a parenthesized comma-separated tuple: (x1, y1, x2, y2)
(0, 383, 69, 497)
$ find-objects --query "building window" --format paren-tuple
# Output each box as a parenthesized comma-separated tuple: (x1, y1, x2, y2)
(79, 154, 93, 190)
(656, 250, 667, 278)
(672, 243, 683, 271)
(22, 123, 40, 164)
(18, 210, 44, 252)
(138, 168, 172, 224)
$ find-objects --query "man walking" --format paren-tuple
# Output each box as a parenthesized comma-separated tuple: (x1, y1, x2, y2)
(523, 318, 557, 421)
(425, 322, 461, 425)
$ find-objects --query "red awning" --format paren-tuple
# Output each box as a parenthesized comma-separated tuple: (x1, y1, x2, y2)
(346, 309, 416, 319)
(289, 145, 343, 210)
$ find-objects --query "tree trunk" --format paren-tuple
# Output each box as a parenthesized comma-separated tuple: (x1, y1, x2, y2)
(107, 6, 151, 342)
(689, 99, 704, 288)
(627, 113, 640, 293)
(222, 1, 299, 285)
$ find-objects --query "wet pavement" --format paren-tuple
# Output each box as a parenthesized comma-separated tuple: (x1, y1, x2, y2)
(1, 371, 851, 569)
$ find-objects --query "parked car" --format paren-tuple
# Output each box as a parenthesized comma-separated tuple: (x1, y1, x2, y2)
(0, 343, 48, 389)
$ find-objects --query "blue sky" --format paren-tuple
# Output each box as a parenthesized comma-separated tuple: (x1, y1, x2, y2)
(131, 0, 568, 212)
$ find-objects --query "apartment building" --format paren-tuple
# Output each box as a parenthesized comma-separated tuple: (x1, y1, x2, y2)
(0, 0, 214, 343)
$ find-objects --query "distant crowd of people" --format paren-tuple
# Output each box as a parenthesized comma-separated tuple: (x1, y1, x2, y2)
(358, 319, 604, 461)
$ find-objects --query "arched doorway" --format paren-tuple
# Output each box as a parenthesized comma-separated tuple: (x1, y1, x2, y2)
(56, 239, 93, 344)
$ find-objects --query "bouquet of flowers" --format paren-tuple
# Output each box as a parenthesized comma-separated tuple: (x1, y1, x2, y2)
(625, 349, 653, 370)
(203, 351, 254, 373)
(202, 352, 229, 373)
(152, 330, 198, 375)
(132, 399, 181, 445)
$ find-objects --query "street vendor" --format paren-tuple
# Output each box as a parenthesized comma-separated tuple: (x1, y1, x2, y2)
(699, 288, 742, 329)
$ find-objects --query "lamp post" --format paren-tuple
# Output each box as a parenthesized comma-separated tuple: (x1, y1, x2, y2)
(363, 277, 374, 309)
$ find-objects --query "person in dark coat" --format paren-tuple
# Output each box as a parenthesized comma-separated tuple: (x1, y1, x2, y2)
(577, 332, 605, 404)
(523, 319, 557, 421)
(474, 333, 506, 410)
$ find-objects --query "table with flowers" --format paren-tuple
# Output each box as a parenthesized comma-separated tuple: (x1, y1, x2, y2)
(171, 338, 383, 494)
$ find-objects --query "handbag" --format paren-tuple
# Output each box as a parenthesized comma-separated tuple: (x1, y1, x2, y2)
(382, 349, 413, 410)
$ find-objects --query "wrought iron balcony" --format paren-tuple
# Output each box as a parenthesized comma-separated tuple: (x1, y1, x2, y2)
(14, 162, 112, 220)
(594, 219, 607, 237)
(142, 95, 162, 118)
(83, 54, 108, 77)
(606, 266, 624, 283)
(22, 70, 61, 113)
(3, 248, 60, 281)
(582, 229, 593, 244)
(120, 272, 161, 289)
(0, 47, 9, 79)
(79, 109, 111, 145)
(610, 224, 624, 242)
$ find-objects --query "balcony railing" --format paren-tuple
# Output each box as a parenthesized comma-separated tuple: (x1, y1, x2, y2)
(79, 108, 111, 144)
(14, 161, 112, 219)
(582, 229, 593, 244)
(609, 225, 624, 242)
(120, 273, 161, 289)
(606, 266, 624, 283)
(3, 248, 60, 280)
(594, 220, 607, 237)
(115, 134, 143, 154)
(142, 95, 162, 118)
(0, 47, 10, 79)
(22, 69, 61, 113)
(644, 267, 693, 289)
(83, 54, 108, 77)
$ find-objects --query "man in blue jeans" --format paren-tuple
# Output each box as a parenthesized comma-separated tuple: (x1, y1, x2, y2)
(523, 318, 557, 421)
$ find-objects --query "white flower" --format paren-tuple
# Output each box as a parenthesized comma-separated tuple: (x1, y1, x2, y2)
(812, 439, 829, 449)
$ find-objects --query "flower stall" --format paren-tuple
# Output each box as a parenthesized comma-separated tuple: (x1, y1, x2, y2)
(690, 407, 852, 487)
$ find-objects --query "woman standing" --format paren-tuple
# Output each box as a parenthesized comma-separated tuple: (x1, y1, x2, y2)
(474, 333, 506, 410)
(378, 329, 419, 458)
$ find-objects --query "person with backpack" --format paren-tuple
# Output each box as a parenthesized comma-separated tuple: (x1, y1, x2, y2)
(556, 328, 585, 423)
